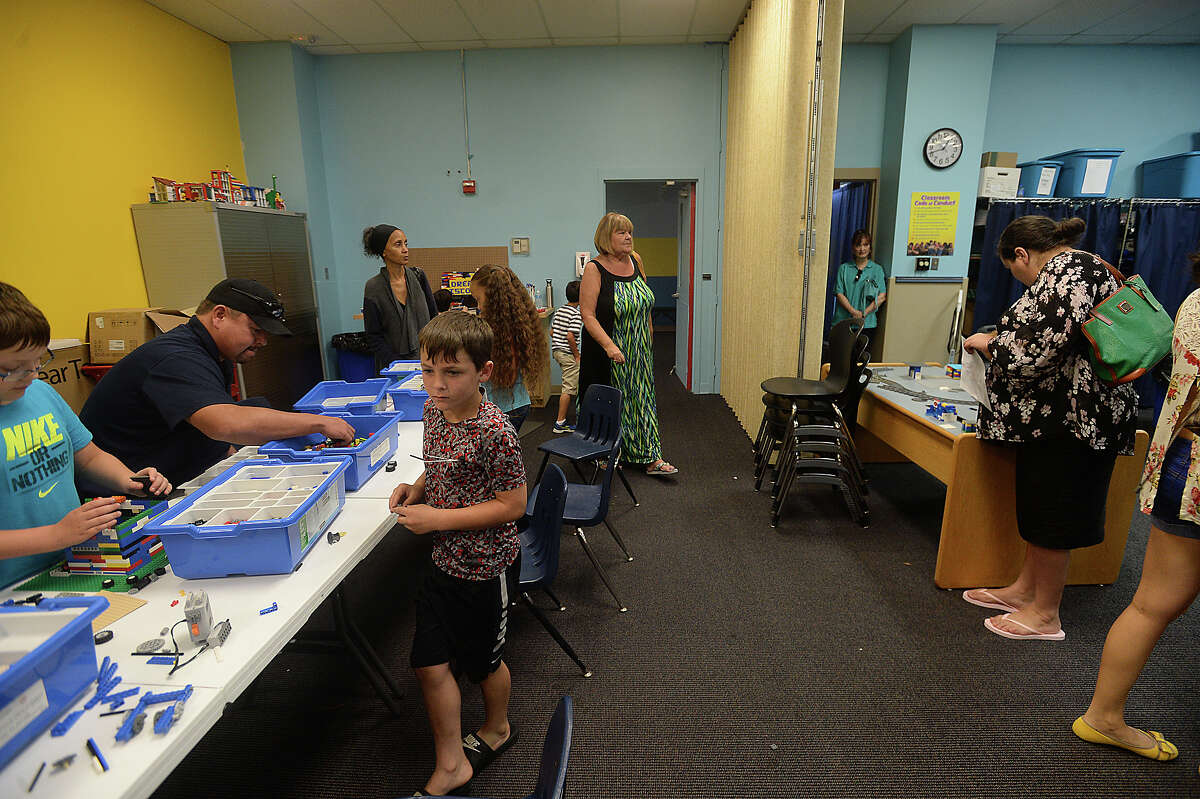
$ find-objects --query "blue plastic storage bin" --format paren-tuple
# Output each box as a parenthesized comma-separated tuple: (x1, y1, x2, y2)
(386, 373, 429, 421)
(0, 596, 108, 770)
(337, 350, 375, 382)
(1045, 148, 1124, 197)
(1141, 152, 1200, 198)
(142, 457, 350, 578)
(259, 412, 400, 491)
(380, 359, 421, 380)
(1016, 160, 1062, 197)
(293, 378, 390, 416)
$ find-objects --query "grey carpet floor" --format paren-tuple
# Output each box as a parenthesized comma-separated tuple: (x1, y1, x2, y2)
(153, 336, 1200, 798)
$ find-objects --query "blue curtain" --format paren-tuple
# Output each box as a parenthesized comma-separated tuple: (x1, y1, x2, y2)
(1127, 203, 1200, 408)
(824, 181, 872, 334)
(974, 199, 1124, 330)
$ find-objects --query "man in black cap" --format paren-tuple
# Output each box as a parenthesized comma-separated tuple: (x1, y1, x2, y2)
(81, 279, 355, 485)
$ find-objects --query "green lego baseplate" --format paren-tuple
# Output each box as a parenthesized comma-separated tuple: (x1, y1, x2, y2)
(15, 501, 171, 593)
(15, 549, 171, 593)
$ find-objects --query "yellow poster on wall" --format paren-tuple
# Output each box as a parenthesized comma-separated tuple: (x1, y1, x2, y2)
(907, 192, 959, 256)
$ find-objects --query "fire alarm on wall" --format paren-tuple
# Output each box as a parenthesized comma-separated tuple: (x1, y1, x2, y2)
(462, 179, 476, 194)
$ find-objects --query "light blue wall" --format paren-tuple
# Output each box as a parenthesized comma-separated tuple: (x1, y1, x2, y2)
(873, 29, 912, 274)
(984, 45, 1200, 198)
(884, 26, 997, 279)
(230, 43, 339, 374)
(834, 45, 889, 169)
(314, 45, 727, 392)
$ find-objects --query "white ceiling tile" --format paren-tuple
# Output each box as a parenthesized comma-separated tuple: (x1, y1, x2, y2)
(1130, 34, 1200, 43)
(842, 0, 908, 34)
(540, 0, 620, 39)
(840, 33, 868, 43)
(145, 0, 268, 41)
(619, 35, 690, 45)
(306, 44, 361, 54)
(1084, 0, 1200, 35)
(956, 0, 1062, 33)
(688, 33, 728, 43)
(862, 33, 898, 43)
(1158, 10, 1200, 35)
(552, 36, 622, 46)
(207, 0, 344, 42)
(996, 34, 1070, 44)
(486, 38, 554, 49)
(418, 39, 488, 51)
(690, 0, 746, 37)
(292, 0, 414, 43)
(1063, 33, 1139, 44)
(374, 0, 481, 41)
(458, 0, 550, 40)
(620, 0, 696, 37)
(872, 0, 965, 35)
(1013, 0, 1137, 35)
(353, 42, 425, 53)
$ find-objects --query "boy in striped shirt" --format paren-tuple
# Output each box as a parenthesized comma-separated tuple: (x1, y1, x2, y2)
(550, 280, 583, 433)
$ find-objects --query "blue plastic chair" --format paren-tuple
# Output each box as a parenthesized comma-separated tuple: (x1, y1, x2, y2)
(517, 465, 592, 677)
(529, 438, 632, 613)
(406, 695, 574, 799)
(535, 384, 638, 506)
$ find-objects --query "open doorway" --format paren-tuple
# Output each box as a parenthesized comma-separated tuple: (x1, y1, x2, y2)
(825, 171, 880, 359)
(604, 179, 698, 390)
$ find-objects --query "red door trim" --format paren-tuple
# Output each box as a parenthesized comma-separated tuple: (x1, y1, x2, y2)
(686, 185, 697, 390)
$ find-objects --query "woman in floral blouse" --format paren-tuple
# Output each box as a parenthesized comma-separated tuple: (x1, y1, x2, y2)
(961, 216, 1137, 641)
(1072, 250, 1200, 763)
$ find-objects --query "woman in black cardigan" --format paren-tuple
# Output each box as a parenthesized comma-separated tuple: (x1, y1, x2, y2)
(362, 224, 437, 371)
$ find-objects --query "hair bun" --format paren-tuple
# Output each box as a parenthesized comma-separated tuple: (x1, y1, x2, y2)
(362, 226, 377, 257)
(1057, 217, 1086, 244)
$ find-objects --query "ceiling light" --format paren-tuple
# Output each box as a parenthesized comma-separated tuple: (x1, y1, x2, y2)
(289, 33, 317, 44)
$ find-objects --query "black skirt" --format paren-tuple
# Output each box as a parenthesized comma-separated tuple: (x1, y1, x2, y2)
(1014, 434, 1118, 550)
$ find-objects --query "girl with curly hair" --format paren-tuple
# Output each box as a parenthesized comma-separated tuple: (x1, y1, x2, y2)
(470, 264, 547, 432)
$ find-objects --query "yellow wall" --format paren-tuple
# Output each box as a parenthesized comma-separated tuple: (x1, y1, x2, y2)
(634, 237, 679, 277)
(0, 0, 246, 339)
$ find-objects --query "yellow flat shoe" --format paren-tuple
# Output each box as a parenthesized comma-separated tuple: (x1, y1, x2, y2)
(1072, 716, 1178, 761)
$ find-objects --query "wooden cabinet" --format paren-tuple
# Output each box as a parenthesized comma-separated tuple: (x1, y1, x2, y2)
(130, 202, 325, 410)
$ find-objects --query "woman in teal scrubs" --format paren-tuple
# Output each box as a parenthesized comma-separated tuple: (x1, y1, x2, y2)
(832, 229, 887, 345)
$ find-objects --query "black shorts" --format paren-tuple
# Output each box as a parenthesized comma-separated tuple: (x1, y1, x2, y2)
(410, 556, 519, 683)
(1014, 434, 1118, 550)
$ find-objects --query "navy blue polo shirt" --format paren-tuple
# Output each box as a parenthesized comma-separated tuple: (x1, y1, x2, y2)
(80, 317, 237, 484)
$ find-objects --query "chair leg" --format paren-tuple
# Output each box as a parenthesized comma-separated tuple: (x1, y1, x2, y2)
(573, 527, 628, 612)
(535, 452, 551, 485)
(521, 592, 592, 677)
(615, 464, 639, 506)
(571, 459, 591, 482)
(601, 518, 633, 562)
(541, 585, 567, 611)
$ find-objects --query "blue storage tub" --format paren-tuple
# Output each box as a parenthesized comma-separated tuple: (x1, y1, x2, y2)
(259, 412, 400, 491)
(1141, 152, 1200, 198)
(337, 350, 375, 382)
(142, 458, 350, 578)
(381, 359, 421, 380)
(0, 596, 108, 770)
(1016, 160, 1062, 197)
(386, 373, 429, 421)
(1045, 148, 1124, 197)
(293, 378, 390, 416)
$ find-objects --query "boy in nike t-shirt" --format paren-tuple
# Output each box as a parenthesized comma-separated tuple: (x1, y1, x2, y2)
(0, 283, 172, 589)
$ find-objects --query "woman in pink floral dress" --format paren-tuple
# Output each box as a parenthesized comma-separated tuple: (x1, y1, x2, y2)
(1072, 249, 1200, 764)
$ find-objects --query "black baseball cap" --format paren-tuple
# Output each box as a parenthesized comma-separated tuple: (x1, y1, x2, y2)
(205, 278, 292, 336)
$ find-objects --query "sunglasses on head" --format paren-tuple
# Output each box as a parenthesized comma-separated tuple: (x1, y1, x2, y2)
(228, 285, 286, 322)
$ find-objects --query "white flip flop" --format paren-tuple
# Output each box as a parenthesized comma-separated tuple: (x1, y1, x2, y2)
(984, 613, 1065, 641)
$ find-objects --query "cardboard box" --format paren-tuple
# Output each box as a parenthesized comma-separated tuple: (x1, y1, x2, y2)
(979, 166, 1021, 199)
(42, 340, 92, 413)
(980, 151, 1018, 168)
(87, 308, 190, 364)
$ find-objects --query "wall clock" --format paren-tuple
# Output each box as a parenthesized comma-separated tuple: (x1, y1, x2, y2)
(924, 128, 963, 169)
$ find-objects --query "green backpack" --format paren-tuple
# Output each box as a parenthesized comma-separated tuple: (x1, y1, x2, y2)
(1081, 260, 1174, 384)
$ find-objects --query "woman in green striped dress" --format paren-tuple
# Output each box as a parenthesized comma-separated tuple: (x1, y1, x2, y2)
(578, 212, 677, 476)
